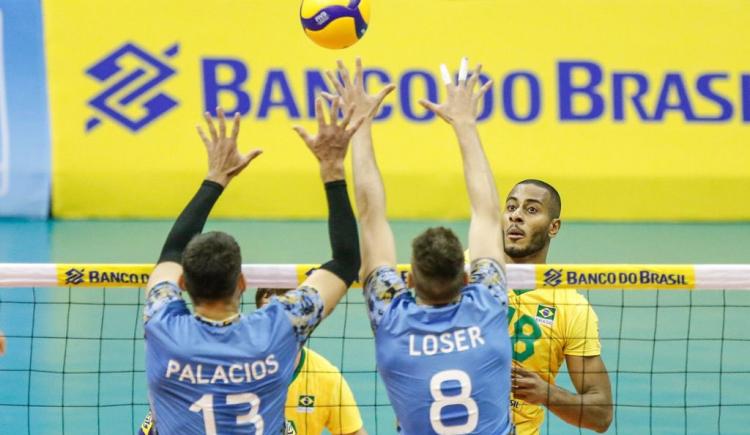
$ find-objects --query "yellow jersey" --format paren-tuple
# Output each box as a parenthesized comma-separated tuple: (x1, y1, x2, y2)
(284, 347, 364, 435)
(508, 288, 601, 434)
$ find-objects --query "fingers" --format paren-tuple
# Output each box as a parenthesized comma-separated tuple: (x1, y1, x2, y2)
(440, 63, 452, 86)
(231, 112, 241, 141)
(320, 91, 340, 103)
(196, 125, 211, 148)
(367, 83, 396, 118)
(203, 111, 218, 142)
(467, 64, 482, 91)
(340, 105, 355, 130)
(458, 56, 469, 85)
(325, 70, 345, 96)
(477, 79, 493, 100)
(228, 149, 263, 177)
(419, 99, 450, 123)
(246, 148, 263, 162)
(329, 97, 340, 126)
(217, 107, 226, 138)
(376, 84, 396, 103)
(337, 59, 353, 89)
(354, 57, 364, 88)
(315, 97, 327, 129)
(292, 125, 315, 148)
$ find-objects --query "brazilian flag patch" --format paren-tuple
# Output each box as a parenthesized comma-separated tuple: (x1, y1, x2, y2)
(297, 395, 316, 413)
(535, 305, 557, 326)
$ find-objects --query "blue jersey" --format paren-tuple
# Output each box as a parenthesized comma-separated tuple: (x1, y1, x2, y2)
(365, 259, 513, 435)
(144, 281, 324, 435)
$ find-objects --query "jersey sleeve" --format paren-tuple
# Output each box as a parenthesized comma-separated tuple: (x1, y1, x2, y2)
(326, 372, 364, 434)
(563, 296, 602, 356)
(363, 266, 408, 331)
(143, 281, 187, 324)
(272, 285, 325, 345)
(469, 258, 508, 305)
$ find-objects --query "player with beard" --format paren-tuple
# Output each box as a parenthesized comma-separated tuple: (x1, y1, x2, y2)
(503, 179, 613, 434)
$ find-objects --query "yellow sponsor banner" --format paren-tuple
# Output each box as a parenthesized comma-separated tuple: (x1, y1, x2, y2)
(45, 0, 750, 220)
(535, 265, 696, 290)
(295, 263, 411, 288)
(57, 264, 152, 287)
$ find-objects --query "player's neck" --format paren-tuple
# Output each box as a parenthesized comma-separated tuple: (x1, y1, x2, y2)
(415, 292, 460, 306)
(193, 300, 240, 322)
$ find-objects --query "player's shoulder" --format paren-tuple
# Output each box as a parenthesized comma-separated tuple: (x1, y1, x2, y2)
(554, 288, 595, 309)
(532, 287, 593, 306)
(303, 347, 337, 371)
(143, 280, 187, 325)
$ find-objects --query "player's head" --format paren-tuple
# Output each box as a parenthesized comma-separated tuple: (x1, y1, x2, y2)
(179, 231, 246, 305)
(255, 288, 288, 309)
(502, 179, 561, 261)
(408, 227, 467, 304)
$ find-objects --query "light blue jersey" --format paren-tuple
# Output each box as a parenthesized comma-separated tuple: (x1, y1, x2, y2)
(365, 259, 513, 435)
(144, 282, 324, 435)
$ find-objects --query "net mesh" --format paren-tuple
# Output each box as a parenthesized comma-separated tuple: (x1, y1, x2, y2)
(1, 270, 749, 434)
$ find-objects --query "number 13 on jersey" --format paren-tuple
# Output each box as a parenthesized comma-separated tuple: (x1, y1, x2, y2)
(190, 393, 264, 434)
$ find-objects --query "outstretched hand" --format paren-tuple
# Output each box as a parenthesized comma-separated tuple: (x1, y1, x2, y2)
(419, 58, 492, 126)
(293, 97, 364, 182)
(196, 107, 263, 187)
(322, 58, 395, 123)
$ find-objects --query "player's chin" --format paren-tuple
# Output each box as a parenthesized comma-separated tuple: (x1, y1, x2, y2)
(504, 243, 530, 259)
(504, 238, 525, 251)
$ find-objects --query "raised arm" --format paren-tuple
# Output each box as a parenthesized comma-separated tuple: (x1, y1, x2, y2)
(324, 59, 396, 279)
(293, 97, 366, 317)
(420, 60, 501, 265)
(146, 108, 262, 293)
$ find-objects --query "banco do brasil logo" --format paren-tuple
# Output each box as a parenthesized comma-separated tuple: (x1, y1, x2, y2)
(543, 268, 563, 287)
(65, 268, 85, 285)
(86, 42, 179, 132)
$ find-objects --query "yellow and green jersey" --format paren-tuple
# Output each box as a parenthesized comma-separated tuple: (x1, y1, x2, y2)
(508, 288, 601, 434)
(284, 347, 363, 435)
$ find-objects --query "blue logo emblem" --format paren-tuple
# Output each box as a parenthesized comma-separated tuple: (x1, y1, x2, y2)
(543, 268, 563, 287)
(65, 268, 85, 285)
(86, 42, 179, 132)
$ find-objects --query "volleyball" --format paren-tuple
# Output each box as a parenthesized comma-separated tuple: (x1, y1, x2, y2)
(300, 0, 370, 49)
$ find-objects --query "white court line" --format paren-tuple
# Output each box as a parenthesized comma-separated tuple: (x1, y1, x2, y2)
(0, 10, 10, 197)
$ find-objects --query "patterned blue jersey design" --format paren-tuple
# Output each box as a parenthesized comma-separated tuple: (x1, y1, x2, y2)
(144, 282, 323, 434)
(365, 259, 513, 435)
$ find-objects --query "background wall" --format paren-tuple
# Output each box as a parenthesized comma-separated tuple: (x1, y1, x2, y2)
(41, 0, 750, 220)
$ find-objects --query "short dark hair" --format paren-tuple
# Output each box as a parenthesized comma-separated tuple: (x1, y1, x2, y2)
(255, 288, 288, 308)
(411, 227, 465, 301)
(515, 179, 562, 219)
(182, 231, 242, 304)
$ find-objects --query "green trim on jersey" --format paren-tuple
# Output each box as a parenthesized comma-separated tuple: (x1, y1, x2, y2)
(291, 347, 307, 383)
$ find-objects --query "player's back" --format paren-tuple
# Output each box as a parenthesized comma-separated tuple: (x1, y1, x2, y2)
(366, 260, 513, 435)
(144, 282, 323, 434)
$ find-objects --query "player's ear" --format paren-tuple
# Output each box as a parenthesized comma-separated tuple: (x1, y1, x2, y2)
(548, 218, 561, 238)
(462, 271, 469, 286)
(237, 273, 247, 294)
(406, 271, 414, 289)
(178, 274, 187, 292)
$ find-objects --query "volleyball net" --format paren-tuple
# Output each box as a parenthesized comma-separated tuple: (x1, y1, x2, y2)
(1, 263, 749, 434)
